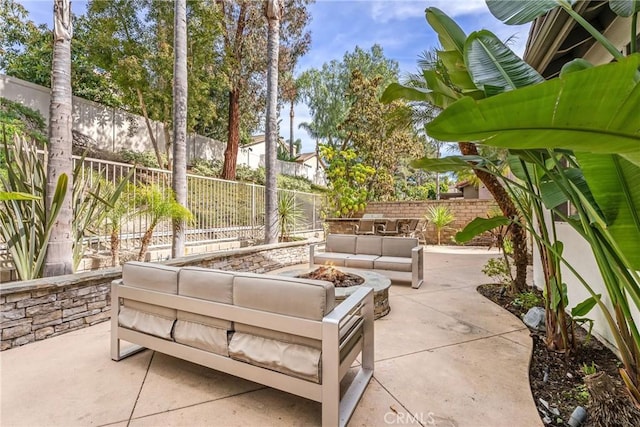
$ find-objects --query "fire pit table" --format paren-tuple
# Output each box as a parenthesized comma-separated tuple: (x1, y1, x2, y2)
(279, 267, 391, 319)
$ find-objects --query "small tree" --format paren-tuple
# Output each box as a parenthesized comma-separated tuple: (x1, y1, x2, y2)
(426, 205, 454, 245)
(134, 184, 192, 262)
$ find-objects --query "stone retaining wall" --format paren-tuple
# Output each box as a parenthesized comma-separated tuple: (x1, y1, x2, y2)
(0, 241, 311, 351)
(364, 200, 498, 245)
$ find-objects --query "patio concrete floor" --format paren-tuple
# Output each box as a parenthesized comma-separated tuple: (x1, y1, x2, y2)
(1, 246, 541, 427)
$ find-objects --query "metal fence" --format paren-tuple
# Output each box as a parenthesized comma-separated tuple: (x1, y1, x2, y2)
(0, 155, 323, 267)
(74, 156, 325, 254)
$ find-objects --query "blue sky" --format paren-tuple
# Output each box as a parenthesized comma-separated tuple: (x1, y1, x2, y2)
(20, 0, 530, 154)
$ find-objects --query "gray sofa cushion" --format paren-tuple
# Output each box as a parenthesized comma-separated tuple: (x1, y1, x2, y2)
(382, 237, 418, 258)
(118, 305, 175, 340)
(355, 236, 382, 256)
(229, 332, 321, 383)
(119, 262, 180, 340)
(173, 320, 229, 356)
(314, 252, 351, 267)
(325, 234, 356, 254)
(122, 261, 179, 294)
(374, 256, 412, 272)
(345, 254, 379, 269)
(174, 267, 235, 355)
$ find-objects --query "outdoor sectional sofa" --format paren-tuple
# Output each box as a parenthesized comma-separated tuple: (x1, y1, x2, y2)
(111, 261, 374, 427)
(309, 234, 424, 289)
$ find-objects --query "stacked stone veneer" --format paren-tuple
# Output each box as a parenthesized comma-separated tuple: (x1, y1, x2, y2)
(364, 200, 498, 245)
(1, 241, 311, 351)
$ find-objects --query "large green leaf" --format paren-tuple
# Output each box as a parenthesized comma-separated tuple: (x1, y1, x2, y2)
(381, 83, 432, 103)
(427, 54, 640, 166)
(610, 0, 640, 17)
(455, 216, 511, 243)
(577, 153, 640, 269)
(464, 30, 544, 93)
(411, 155, 482, 172)
(485, 0, 575, 25)
(425, 7, 466, 53)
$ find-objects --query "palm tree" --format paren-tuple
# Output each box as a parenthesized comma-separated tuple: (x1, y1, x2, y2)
(263, 0, 281, 244)
(44, 0, 73, 276)
(172, 0, 188, 258)
(425, 205, 454, 245)
(135, 184, 192, 262)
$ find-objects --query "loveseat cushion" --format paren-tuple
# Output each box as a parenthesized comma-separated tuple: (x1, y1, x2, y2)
(119, 262, 180, 340)
(325, 234, 356, 254)
(374, 256, 412, 272)
(355, 236, 382, 256)
(345, 254, 379, 269)
(381, 237, 418, 258)
(313, 252, 351, 267)
(174, 267, 235, 355)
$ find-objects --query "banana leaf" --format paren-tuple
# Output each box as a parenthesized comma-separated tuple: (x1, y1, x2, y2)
(609, 0, 640, 17)
(427, 54, 640, 166)
(455, 216, 511, 243)
(464, 30, 544, 93)
(485, 0, 576, 25)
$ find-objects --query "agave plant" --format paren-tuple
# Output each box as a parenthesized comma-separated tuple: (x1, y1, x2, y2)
(0, 135, 67, 280)
(277, 191, 305, 241)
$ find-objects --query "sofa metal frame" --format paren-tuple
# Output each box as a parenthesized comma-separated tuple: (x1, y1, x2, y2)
(111, 279, 374, 427)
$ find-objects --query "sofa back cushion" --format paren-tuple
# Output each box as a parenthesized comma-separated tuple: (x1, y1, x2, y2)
(355, 236, 382, 256)
(232, 273, 335, 349)
(122, 261, 179, 294)
(174, 267, 235, 355)
(119, 262, 180, 340)
(325, 234, 357, 254)
(382, 237, 419, 258)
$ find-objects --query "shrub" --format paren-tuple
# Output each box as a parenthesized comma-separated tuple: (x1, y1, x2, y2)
(482, 257, 512, 285)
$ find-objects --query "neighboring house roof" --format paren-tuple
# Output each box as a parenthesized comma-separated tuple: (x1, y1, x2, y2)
(524, 1, 635, 77)
(244, 134, 287, 149)
(295, 152, 326, 169)
(455, 180, 475, 189)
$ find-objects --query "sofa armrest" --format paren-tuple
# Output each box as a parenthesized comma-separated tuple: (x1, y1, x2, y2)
(411, 246, 424, 289)
(309, 242, 325, 268)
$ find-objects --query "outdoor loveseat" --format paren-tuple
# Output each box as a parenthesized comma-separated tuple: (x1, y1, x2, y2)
(111, 261, 374, 427)
(309, 234, 424, 289)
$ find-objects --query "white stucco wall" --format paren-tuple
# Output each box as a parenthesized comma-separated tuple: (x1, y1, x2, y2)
(533, 218, 640, 350)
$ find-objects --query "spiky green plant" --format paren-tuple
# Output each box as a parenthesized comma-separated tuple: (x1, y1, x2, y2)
(425, 205, 455, 245)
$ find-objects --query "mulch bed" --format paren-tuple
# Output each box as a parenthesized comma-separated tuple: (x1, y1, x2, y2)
(478, 283, 632, 426)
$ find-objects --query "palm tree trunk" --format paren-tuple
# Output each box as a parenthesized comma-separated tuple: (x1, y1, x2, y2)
(172, 0, 188, 258)
(221, 88, 240, 180)
(264, 0, 281, 244)
(110, 229, 120, 267)
(137, 226, 156, 262)
(459, 142, 528, 292)
(44, 0, 74, 277)
(289, 99, 295, 157)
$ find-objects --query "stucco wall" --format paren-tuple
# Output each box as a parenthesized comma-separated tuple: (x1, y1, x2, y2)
(532, 218, 640, 350)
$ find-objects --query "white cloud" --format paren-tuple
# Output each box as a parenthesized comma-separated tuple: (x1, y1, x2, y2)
(369, 0, 488, 23)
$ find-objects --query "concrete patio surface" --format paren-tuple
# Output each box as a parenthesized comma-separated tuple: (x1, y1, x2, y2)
(1, 246, 541, 427)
